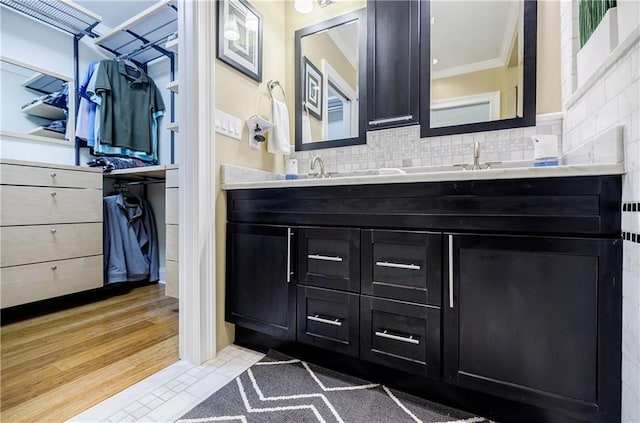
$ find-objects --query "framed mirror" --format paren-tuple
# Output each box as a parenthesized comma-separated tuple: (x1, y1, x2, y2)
(294, 9, 366, 151)
(420, 0, 537, 137)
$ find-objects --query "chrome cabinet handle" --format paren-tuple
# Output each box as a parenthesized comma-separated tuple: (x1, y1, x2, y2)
(307, 314, 342, 326)
(50, 172, 56, 177)
(448, 234, 454, 308)
(50, 228, 57, 234)
(368, 115, 413, 125)
(286, 228, 292, 283)
(375, 261, 420, 270)
(51, 265, 58, 270)
(50, 192, 57, 197)
(375, 330, 419, 345)
(308, 254, 343, 262)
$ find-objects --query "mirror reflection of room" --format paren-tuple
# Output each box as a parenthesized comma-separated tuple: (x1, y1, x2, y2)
(429, 0, 524, 128)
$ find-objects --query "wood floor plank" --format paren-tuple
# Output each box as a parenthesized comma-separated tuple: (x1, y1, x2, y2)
(0, 284, 179, 422)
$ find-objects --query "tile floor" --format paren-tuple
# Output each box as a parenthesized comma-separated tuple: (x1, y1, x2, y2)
(68, 345, 265, 423)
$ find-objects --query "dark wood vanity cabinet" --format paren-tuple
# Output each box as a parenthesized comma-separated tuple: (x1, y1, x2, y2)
(367, 0, 419, 130)
(445, 234, 621, 421)
(225, 223, 296, 340)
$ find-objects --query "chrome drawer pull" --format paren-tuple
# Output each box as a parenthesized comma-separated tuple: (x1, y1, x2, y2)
(50, 228, 57, 234)
(308, 254, 343, 262)
(307, 314, 342, 326)
(368, 115, 413, 125)
(50, 192, 57, 197)
(50, 172, 56, 177)
(375, 261, 420, 270)
(51, 265, 58, 270)
(375, 330, 420, 345)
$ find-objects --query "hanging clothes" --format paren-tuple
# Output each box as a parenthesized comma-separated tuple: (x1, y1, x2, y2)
(103, 193, 159, 284)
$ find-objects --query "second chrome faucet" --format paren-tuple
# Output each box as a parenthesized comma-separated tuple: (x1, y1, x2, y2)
(310, 156, 328, 178)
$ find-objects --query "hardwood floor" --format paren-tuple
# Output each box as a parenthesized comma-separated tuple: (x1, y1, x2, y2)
(1, 283, 178, 422)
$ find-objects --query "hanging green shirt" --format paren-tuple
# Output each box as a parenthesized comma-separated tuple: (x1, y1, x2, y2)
(92, 59, 165, 153)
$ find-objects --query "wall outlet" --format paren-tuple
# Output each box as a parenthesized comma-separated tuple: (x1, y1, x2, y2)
(214, 109, 242, 140)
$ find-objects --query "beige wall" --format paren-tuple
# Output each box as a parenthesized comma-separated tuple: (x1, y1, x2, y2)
(301, 32, 358, 141)
(537, 0, 561, 114)
(214, 1, 286, 351)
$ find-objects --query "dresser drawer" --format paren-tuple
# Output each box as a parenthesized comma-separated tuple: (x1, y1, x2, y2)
(1, 223, 102, 267)
(0, 185, 102, 226)
(166, 187, 179, 225)
(166, 224, 179, 262)
(0, 163, 102, 189)
(166, 167, 179, 188)
(362, 230, 442, 306)
(165, 259, 178, 298)
(297, 285, 359, 357)
(298, 227, 360, 292)
(1, 255, 103, 308)
(360, 295, 440, 378)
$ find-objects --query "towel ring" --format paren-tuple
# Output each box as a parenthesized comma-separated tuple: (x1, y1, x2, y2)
(268, 80, 286, 101)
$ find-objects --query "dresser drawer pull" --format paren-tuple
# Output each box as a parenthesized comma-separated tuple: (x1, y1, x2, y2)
(308, 254, 343, 262)
(50, 192, 57, 197)
(51, 265, 58, 270)
(375, 330, 420, 345)
(50, 228, 57, 234)
(50, 172, 57, 177)
(307, 314, 342, 326)
(375, 261, 421, 270)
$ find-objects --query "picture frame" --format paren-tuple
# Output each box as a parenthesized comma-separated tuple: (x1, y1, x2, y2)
(216, 0, 263, 82)
(303, 56, 323, 120)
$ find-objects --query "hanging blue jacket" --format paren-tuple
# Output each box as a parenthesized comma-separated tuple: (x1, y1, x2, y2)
(103, 193, 159, 284)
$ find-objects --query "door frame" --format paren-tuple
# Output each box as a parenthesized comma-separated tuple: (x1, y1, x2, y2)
(177, 0, 216, 364)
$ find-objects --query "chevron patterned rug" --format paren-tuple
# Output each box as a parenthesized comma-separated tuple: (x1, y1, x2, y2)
(176, 350, 491, 423)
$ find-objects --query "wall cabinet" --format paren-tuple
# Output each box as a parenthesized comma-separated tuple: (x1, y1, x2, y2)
(226, 223, 296, 340)
(444, 234, 621, 419)
(226, 175, 622, 423)
(366, 0, 419, 130)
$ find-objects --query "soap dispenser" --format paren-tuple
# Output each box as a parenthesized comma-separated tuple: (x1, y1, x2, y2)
(531, 135, 559, 166)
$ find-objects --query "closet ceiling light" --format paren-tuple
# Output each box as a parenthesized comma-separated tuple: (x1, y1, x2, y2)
(224, 17, 240, 41)
(295, 0, 313, 14)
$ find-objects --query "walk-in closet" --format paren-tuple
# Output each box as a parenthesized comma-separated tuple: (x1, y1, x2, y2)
(0, 1, 182, 420)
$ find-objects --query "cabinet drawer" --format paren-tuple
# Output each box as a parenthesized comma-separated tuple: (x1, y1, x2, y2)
(1, 223, 102, 267)
(166, 187, 179, 225)
(361, 295, 440, 378)
(0, 164, 102, 188)
(166, 224, 178, 262)
(165, 259, 178, 298)
(0, 185, 102, 226)
(1, 255, 103, 308)
(298, 227, 360, 292)
(362, 230, 442, 305)
(297, 285, 359, 357)
(166, 167, 179, 188)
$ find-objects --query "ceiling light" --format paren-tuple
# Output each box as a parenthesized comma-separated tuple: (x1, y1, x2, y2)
(431, 16, 435, 25)
(432, 58, 438, 65)
(224, 17, 240, 41)
(245, 14, 259, 32)
(295, 0, 313, 14)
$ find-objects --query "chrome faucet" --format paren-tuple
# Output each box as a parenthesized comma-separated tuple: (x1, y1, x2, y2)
(310, 156, 327, 178)
(472, 140, 481, 170)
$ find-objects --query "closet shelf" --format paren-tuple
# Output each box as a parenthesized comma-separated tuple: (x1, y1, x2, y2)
(27, 127, 66, 140)
(21, 100, 66, 120)
(165, 37, 178, 55)
(167, 122, 179, 132)
(22, 73, 67, 94)
(166, 80, 179, 93)
(0, 0, 101, 37)
(106, 164, 170, 180)
(94, 0, 177, 64)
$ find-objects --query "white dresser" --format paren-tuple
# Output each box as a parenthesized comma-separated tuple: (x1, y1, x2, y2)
(164, 165, 179, 298)
(0, 159, 103, 308)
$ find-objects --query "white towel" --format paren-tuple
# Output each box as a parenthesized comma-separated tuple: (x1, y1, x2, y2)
(269, 98, 291, 154)
(302, 114, 312, 144)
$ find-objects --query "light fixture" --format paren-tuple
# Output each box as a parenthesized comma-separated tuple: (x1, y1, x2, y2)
(318, 0, 334, 7)
(294, 0, 313, 14)
(245, 13, 259, 32)
(432, 58, 438, 65)
(224, 16, 240, 41)
(431, 16, 435, 25)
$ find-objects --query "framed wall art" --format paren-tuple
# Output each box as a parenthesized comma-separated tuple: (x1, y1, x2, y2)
(217, 0, 263, 82)
(303, 56, 322, 120)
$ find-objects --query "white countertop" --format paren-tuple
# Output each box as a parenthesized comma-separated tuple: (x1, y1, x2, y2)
(221, 162, 625, 191)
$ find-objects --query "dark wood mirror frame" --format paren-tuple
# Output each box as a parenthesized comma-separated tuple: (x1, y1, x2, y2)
(294, 9, 367, 152)
(419, 0, 537, 138)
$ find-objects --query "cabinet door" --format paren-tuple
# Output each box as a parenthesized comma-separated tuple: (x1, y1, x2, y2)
(367, 0, 419, 130)
(226, 223, 296, 340)
(444, 234, 621, 418)
(361, 295, 440, 378)
(298, 227, 360, 292)
(362, 230, 441, 306)
(297, 285, 359, 357)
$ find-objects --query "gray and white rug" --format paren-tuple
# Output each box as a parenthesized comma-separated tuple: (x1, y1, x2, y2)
(176, 351, 491, 423)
